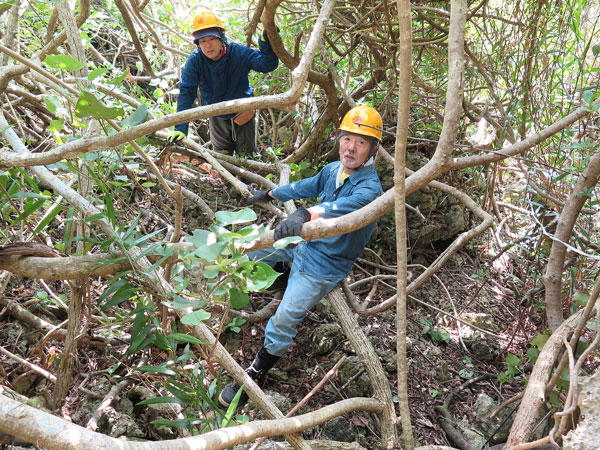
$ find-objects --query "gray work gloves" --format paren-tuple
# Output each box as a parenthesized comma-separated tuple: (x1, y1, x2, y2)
(274, 208, 310, 241)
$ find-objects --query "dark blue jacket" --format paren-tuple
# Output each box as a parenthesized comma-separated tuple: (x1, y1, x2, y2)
(174, 37, 279, 135)
(271, 161, 383, 279)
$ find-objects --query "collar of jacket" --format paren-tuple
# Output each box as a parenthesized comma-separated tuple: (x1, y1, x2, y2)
(336, 161, 377, 186)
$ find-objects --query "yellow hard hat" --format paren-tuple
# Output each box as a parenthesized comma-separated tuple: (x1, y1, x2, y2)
(338, 105, 383, 142)
(191, 11, 224, 35)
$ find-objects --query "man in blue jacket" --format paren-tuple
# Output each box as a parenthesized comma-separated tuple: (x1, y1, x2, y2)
(168, 11, 279, 155)
(219, 105, 384, 407)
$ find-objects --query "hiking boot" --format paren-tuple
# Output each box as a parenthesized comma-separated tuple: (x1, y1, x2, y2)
(218, 347, 281, 408)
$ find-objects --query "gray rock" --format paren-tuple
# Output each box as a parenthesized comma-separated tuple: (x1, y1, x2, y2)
(463, 333, 502, 362)
(474, 393, 513, 444)
(321, 416, 358, 442)
(457, 417, 484, 449)
(312, 324, 343, 355)
(377, 151, 468, 247)
(564, 368, 600, 449)
(97, 406, 145, 438)
(338, 357, 373, 398)
(249, 390, 294, 419)
(474, 393, 550, 445)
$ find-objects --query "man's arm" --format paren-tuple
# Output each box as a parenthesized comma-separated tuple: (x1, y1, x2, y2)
(246, 33, 279, 73)
(310, 182, 382, 220)
(173, 55, 201, 135)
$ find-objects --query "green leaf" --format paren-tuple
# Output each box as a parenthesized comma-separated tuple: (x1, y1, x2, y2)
(221, 385, 246, 427)
(43, 95, 61, 113)
(49, 119, 65, 133)
(135, 365, 176, 376)
(229, 287, 249, 309)
(167, 333, 206, 345)
(526, 347, 539, 364)
(110, 70, 128, 85)
(45, 54, 85, 71)
(574, 291, 589, 306)
(150, 419, 188, 428)
(583, 89, 594, 105)
(11, 192, 49, 199)
(33, 205, 62, 234)
(181, 309, 211, 325)
(100, 280, 139, 310)
(430, 328, 450, 343)
(506, 353, 523, 368)
(163, 294, 205, 311)
(215, 208, 257, 226)
(593, 44, 600, 56)
(186, 229, 228, 261)
(137, 396, 183, 406)
(166, 382, 197, 403)
(75, 91, 124, 120)
(274, 236, 303, 249)
(234, 261, 280, 292)
(428, 388, 441, 398)
(120, 104, 148, 128)
(154, 333, 172, 351)
(88, 67, 109, 81)
(531, 333, 550, 350)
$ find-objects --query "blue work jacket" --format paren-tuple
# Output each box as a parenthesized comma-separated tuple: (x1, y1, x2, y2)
(174, 37, 279, 135)
(271, 161, 383, 279)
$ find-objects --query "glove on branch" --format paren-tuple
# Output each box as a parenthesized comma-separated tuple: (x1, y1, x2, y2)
(274, 208, 310, 241)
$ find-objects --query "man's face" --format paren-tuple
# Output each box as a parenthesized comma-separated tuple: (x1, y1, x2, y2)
(198, 36, 223, 60)
(339, 133, 374, 173)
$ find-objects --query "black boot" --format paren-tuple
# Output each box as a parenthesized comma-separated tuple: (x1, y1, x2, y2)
(218, 347, 281, 408)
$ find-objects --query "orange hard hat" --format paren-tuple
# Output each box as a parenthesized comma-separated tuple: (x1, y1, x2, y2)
(191, 11, 224, 34)
(338, 105, 383, 142)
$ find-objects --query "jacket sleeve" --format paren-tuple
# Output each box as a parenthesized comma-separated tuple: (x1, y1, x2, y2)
(312, 181, 382, 219)
(270, 166, 330, 201)
(174, 54, 201, 135)
(246, 35, 279, 73)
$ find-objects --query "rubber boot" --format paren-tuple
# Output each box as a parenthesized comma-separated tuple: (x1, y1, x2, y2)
(218, 347, 281, 408)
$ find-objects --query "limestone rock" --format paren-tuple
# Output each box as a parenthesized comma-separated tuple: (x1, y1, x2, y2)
(338, 356, 373, 398)
(312, 323, 343, 355)
(564, 369, 600, 449)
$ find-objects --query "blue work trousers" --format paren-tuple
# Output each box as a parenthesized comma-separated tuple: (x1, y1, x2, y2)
(248, 247, 340, 357)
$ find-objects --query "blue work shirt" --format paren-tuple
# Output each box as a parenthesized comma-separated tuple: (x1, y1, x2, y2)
(271, 161, 383, 279)
(174, 37, 279, 135)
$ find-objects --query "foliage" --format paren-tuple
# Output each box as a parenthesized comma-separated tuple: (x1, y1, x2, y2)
(1, 0, 600, 446)
(419, 318, 451, 344)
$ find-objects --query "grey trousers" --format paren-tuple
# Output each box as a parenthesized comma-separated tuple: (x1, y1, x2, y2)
(209, 114, 256, 155)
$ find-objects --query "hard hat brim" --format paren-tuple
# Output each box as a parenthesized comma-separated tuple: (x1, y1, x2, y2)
(193, 28, 222, 40)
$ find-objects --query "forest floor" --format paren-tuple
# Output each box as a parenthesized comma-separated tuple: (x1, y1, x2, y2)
(0, 167, 547, 449)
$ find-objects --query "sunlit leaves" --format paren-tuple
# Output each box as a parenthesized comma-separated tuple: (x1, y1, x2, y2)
(75, 91, 124, 120)
(45, 54, 85, 71)
(120, 104, 148, 128)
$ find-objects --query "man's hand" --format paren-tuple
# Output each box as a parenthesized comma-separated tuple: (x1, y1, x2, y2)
(247, 189, 272, 205)
(167, 130, 186, 145)
(274, 208, 311, 241)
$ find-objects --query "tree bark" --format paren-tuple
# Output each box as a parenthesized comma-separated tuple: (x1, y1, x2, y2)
(327, 287, 399, 449)
(505, 310, 585, 447)
(0, 393, 381, 450)
(395, 0, 413, 448)
(543, 150, 600, 331)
